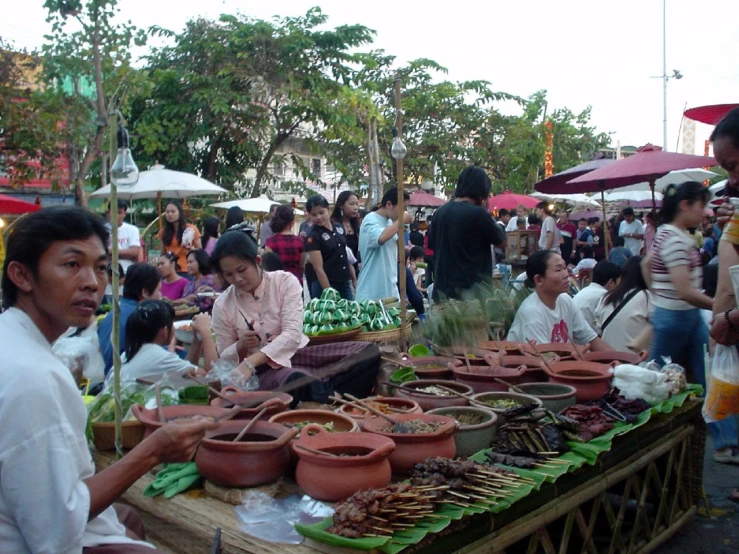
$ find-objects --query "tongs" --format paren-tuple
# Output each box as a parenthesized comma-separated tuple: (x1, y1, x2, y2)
(601, 402, 628, 422)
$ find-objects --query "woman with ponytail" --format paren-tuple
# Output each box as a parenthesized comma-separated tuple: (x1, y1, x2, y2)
(264, 205, 305, 284)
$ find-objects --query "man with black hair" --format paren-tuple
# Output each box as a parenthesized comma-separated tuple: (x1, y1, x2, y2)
(356, 187, 412, 301)
(0, 206, 212, 553)
(619, 207, 644, 256)
(609, 236, 633, 268)
(572, 260, 622, 332)
(428, 166, 505, 300)
(98, 262, 162, 376)
(107, 199, 140, 272)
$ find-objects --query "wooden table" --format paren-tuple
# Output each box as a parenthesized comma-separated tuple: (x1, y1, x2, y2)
(94, 400, 704, 554)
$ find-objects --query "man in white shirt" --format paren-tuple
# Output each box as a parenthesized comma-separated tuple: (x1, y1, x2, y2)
(507, 249, 614, 350)
(572, 260, 622, 332)
(506, 204, 529, 232)
(619, 207, 645, 257)
(108, 200, 141, 272)
(0, 206, 215, 553)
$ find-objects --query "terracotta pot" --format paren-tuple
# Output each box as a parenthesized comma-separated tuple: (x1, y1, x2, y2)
(450, 364, 527, 393)
(542, 360, 615, 402)
(478, 341, 529, 356)
(500, 354, 552, 384)
(337, 396, 423, 431)
(581, 350, 649, 365)
(427, 407, 498, 457)
(195, 420, 299, 487)
(294, 424, 395, 501)
(435, 346, 490, 365)
(509, 383, 577, 412)
(524, 342, 591, 361)
(131, 404, 231, 438)
(394, 380, 473, 411)
(210, 387, 292, 419)
(268, 409, 360, 434)
(470, 392, 543, 425)
(400, 354, 462, 379)
(363, 413, 457, 474)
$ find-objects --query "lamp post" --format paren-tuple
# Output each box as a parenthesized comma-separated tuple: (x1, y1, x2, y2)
(656, 0, 683, 151)
(108, 115, 139, 454)
(391, 76, 407, 350)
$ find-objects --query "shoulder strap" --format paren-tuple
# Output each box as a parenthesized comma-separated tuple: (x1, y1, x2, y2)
(601, 289, 641, 334)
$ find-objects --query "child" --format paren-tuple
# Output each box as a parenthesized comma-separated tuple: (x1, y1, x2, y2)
(527, 214, 541, 232)
(408, 246, 426, 292)
(115, 300, 217, 383)
(516, 217, 527, 231)
(569, 245, 597, 276)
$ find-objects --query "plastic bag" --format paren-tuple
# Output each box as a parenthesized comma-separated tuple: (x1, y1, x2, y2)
(611, 364, 670, 403)
(704, 344, 739, 422)
(53, 329, 105, 385)
(206, 359, 259, 392)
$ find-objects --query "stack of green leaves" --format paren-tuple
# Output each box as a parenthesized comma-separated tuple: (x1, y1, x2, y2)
(302, 288, 361, 336)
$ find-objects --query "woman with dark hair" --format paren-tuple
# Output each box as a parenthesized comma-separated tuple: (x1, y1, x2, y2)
(594, 256, 652, 351)
(210, 231, 379, 404)
(264, 205, 305, 284)
(536, 202, 560, 253)
(427, 166, 505, 300)
(202, 216, 220, 256)
(157, 201, 201, 275)
(225, 206, 245, 229)
(117, 301, 216, 382)
(182, 249, 219, 312)
(331, 190, 361, 265)
(507, 250, 613, 351)
(304, 194, 356, 299)
(157, 252, 188, 301)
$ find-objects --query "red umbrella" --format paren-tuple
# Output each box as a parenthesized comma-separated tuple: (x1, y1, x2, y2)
(0, 194, 42, 214)
(534, 158, 615, 194)
(486, 191, 539, 211)
(684, 104, 739, 125)
(407, 191, 446, 208)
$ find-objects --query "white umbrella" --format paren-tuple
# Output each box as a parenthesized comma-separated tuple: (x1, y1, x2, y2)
(89, 165, 228, 200)
(614, 168, 718, 193)
(210, 196, 278, 213)
(603, 190, 664, 203)
(532, 192, 599, 207)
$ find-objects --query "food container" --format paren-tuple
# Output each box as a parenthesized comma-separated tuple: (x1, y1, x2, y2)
(401, 355, 462, 379)
(363, 413, 457, 474)
(427, 407, 498, 457)
(195, 420, 299, 487)
(337, 396, 423, 431)
(173, 320, 197, 343)
(542, 361, 615, 402)
(581, 350, 649, 365)
(500, 354, 554, 384)
(508, 383, 577, 412)
(294, 424, 396, 501)
(210, 387, 292, 419)
(91, 421, 144, 451)
(131, 404, 231, 438)
(393, 380, 473, 411)
(268, 409, 360, 434)
(478, 341, 529, 355)
(470, 392, 543, 425)
(450, 363, 527, 393)
(523, 343, 591, 361)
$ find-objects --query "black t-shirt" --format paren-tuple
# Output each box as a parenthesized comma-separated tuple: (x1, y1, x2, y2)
(409, 230, 424, 248)
(305, 223, 351, 284)
(428, 200, 505, 300)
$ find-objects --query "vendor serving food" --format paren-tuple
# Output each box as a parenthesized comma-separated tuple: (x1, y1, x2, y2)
(0, 206, 215, 553)
(210, 230, 380, 404)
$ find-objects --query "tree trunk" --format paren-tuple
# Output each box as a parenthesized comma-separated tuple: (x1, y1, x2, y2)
(250, 133, 288, 198)
(75, 127, 105, 206)
(205, 126, 227, 183)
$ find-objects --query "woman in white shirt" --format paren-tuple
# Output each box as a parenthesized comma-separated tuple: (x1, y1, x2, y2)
(595, 256, 653, 351)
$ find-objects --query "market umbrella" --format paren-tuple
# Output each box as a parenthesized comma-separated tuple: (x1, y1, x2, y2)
(613, 168, 718, 193)
(532, 192, 599, 207)
(486, 191, 539, 211)
(619, 199, 663, 209)
(0, 194, 41, 214)
(533, 158, 615, 195)
(210, 196, 277, 213)
(684, 104, 739, 125)
(603, 190, 664, 203)
(407, 191, 446, 208)
(90, 165, 228, 200)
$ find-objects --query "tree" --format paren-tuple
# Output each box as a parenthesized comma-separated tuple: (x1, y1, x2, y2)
(42, 0, 146, 205)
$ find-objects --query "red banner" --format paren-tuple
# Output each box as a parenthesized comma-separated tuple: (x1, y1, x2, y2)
(703, 140, 711, 187)
(544, 121, 554, 178)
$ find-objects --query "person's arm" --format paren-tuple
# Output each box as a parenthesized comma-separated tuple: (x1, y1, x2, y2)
(119, 244, 140, 261)
(589, 337, 615, 352)
(309, 250, 331, 290)
(349, 264, 357, 289)
(668, 265, 713, 310)
(630, 222, 645, 240)
(545, 221, 555, 250)
(641, 251, 653, 288)
(189, 314, 218, 372)
(713, 239, 739, 316)
(405, 266, 425, 315)
(259, 274, 306, 367)
(378, 213, 413, 245)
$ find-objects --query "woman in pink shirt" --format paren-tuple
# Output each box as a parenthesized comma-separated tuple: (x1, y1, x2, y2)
(157, 252, 188, 301)
(643, 212, 656, 253)
(210, 230, 379, 404)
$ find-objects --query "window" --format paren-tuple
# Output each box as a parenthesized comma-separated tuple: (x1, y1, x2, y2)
(312, 158, 321, 177)
(273, 160, 284, 176)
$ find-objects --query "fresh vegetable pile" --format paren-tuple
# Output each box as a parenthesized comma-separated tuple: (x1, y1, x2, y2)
(302, 288, 404, 336)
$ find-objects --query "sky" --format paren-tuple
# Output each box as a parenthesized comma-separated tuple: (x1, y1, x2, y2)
(2, 0, 737, 155)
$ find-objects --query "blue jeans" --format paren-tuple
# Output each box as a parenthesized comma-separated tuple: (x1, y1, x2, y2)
(651, 306, 738, 450)
(310, 281, 354, 301)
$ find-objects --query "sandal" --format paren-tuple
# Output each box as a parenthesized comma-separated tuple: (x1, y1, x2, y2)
(714, 450, 739, 465)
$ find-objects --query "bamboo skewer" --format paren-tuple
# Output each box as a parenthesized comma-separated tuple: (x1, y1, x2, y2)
(527, 339, 555, 373)
(330, 395, 399, 428)
(493, 377, 526, 394)
(433, 384, 490, 409)
(569, 339, 585, 361)
(232, 405, 271, 442)
(294, 444, 340, 457)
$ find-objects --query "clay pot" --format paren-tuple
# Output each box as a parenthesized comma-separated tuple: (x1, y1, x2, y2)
(427, 407, 498, 457)
(435, 346, 490, 365)
(500, 354, 553, 385)
(394, 380, 473, 411)
(132, 404, 231, 438)
(210, 387, 292, 419)
(195, 420, 299, 487)
(450, 363, 527, 393)
(478, 341, 529, 356)
(470, 392, 543, 425)
(524, 343, 591, 361)
(268, 409, 360, 434)
(337, 396, 423, 431)
(581, 350, 649, 365)
(363, 413, 457, 474)
(294, 424, 396, 501)
(509, 383, 577, 412)
(542, 360, 615, 402)
(401, 355, 462, 379)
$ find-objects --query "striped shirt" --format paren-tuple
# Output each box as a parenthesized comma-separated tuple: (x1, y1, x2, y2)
(650, 224, 702, 310)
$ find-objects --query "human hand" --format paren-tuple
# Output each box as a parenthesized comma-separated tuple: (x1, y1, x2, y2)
(238, 330, 261, 351)
(716, 202, 735, 230)
(409, 260, 417, 273)
(191, 313, 211, 335)
(145, 418, 217, 464)
(710, 311, 739, 346)
(403, 213, 413, 224)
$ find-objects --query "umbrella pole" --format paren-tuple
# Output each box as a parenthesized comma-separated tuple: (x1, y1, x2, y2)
(600, 187, 609, 259)
(394, 76, 407, 351)
(157, 192, 162, 231)
(650, 181, 656, 212)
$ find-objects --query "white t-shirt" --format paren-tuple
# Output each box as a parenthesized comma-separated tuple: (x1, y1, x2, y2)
(595, 290, 653, 351)
(508, 292, 598, 345)
(650, 224, 703, 311)
(507, 217, 527, 232)
(539, 216, 561, 253)
(118, 343, 195, 383)
(572, 282, 607, 333)
(0, 308, 150, 552)
(116, 222, 141, 272)
(572, 258, 597, 275)
(619, 219, 644, 256)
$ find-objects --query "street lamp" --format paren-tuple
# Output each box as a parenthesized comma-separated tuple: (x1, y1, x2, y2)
(654, 0, 684, 151)
(110, 126, 139, 187)
(391, 127, 407, 160)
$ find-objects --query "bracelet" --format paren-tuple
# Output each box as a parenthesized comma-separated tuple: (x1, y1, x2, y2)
(724, 310, 739, 334)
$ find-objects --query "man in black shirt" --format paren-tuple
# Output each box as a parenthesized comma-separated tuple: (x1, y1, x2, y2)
(428, 166, 505, 301)
(409, 222, 424, 248)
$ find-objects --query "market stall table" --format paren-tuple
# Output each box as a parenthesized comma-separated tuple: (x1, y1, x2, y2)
(92, 398, 704, 554)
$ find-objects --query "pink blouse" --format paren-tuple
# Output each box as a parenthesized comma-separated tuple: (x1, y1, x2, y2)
(211, 270, 308, 368)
